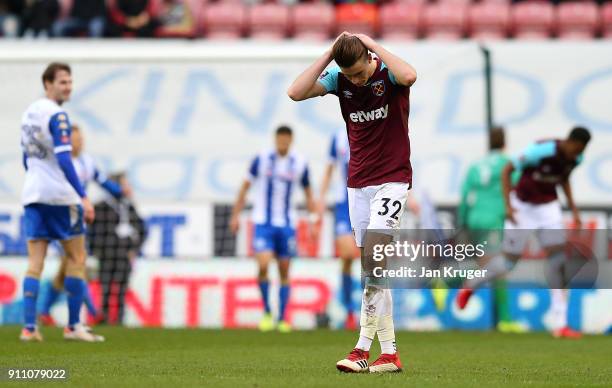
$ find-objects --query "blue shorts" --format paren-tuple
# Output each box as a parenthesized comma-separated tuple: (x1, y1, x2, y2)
(253, 224, 296, 259)
(334, 201, 352, 237)
(24, 203, 85, 241)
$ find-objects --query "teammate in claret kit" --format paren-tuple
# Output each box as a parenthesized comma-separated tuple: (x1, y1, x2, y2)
(457, 126, 591, 339)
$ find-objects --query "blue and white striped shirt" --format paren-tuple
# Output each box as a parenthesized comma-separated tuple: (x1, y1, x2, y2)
(248, 149, 310, 227)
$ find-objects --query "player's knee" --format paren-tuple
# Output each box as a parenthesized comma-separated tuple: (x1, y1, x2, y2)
(278, 259, 290, 277)
(64, 260, 86, 278)
(338, 241, 356, 261)
(363, 283, 384, 304)
(64, 252, 86, 268)
(341, 257, 352, 273)
(53, 272, 65, 289)
(26, 258, 44, 278)
(258, 266, 268, 279)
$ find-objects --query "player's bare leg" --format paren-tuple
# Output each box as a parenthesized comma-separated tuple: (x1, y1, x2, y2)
(363, 232, 402, 373)
(337, 246, 370, 373)
(277, 258, 291, 333)
(457, 252, 520, 310)
(61, 236, 104, 342)
(460, 253, 525, 332)
(337, 231, 402, 373)
(338, 235, 357, 329)
(39, 255, 67, 326)
(546, 244, 581, 339)
(257, 251, 275, 331)
(20, 240, 48, 342)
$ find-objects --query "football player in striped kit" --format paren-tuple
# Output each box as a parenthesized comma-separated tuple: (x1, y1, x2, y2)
(39, 124, 125, 328)
(230, 126, 315, 333)
(19, 62, 104, 342)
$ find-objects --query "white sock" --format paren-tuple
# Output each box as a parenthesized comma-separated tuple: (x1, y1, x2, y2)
(377, 290, 396, 354)
(380, 339, 396, 355)
(356, 335, 372, 351)
(357, 284, 384, 349)
(550, 289, 568, 330)
(547, 250, 566, 288)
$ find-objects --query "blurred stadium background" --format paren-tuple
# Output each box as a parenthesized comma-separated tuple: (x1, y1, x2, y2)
(0, 0, 612, 335)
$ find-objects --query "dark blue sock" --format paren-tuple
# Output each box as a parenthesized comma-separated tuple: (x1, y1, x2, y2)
(41, 283, 61, 315)
(82, 280, 97, 316)
(258, 281, 270, 314)
(342, 273, 353, 313)
(279, 285, 290, 321)
(23, 277, 39, 331)
(64, 277, 84, 328)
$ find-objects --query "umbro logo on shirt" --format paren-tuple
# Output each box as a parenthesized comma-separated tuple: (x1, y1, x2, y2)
(343, 90, 353, 99)
(349, 104, 389, 123)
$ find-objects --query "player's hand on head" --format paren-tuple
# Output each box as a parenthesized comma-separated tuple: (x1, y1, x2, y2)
(82, 197, 95, 224)
(353, 33, 377, 51)
(331, 31, 351, 48)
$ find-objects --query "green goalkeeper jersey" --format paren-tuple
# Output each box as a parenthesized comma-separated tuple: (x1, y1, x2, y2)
(458, 151, 510, 229)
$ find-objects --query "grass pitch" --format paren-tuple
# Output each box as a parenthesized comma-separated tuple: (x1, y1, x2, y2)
(1, 327, 611, 387)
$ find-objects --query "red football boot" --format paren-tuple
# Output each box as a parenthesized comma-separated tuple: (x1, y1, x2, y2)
(38, 313, 56, 327)
(369, 352, 403, 373)
(553, 327, 582, 339)
(456, 288, 474, 310)
(336, 348, 370, 373)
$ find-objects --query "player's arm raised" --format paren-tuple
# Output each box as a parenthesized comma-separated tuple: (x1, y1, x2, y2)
(287, 32, 351, 101)
(353, 34, 417, 87)
(287, 51, 332, 101)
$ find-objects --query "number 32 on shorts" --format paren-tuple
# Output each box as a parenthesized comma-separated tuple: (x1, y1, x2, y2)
(377, 198, 402, 220)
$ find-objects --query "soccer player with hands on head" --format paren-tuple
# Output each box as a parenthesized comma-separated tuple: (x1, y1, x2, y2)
(288, 32, 416, 373)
